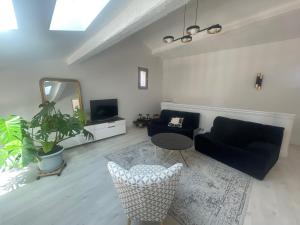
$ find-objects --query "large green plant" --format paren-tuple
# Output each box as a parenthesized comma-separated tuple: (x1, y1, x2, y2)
(0, 116, 23, 169)
(0, 102, 93, 170)
(26, 101, 93, 154)
(0, 115, 35, 170)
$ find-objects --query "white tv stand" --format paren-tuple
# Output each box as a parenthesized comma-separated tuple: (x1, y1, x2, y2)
(62, 117, 126, 149)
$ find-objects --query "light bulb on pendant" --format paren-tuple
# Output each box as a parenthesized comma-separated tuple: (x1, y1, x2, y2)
(207, 24, 222, 34)
(181, 35, 192, 43)
(186, 25, 200, 35)
(163, 36, 175, 44)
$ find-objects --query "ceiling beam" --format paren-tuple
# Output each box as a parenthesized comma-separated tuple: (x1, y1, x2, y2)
(66, 0, 188, 65)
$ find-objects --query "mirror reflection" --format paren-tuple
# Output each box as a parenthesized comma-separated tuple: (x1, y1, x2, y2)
(40, 78, 83, 114)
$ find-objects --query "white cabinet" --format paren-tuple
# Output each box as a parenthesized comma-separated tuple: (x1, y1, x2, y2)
(93, 120, 126, 140)
(61, 119, 126, 149)
(61, 137, 78, 149)
(78, 125, 95, 144)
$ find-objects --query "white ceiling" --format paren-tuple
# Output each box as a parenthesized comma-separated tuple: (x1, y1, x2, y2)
(152, 8, 300, 58)
(137, 0, 300, 58)
(0, 0, 132, 65)
(0, 0, 300, 65)
(66, 0, 187, 64)
(139, 0, 296, 49)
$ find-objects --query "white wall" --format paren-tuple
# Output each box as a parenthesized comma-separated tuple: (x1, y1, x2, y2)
(0, 36, 163, 126)
(163, 38, 300, 145)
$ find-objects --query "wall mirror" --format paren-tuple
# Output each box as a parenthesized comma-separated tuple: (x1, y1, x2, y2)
(39, 78, 83, 114)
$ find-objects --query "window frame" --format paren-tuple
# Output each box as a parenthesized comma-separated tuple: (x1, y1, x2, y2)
(138, 67, 148, 90)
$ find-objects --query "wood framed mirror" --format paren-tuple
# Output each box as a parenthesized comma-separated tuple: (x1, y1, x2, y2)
(39, 78, 84, 113)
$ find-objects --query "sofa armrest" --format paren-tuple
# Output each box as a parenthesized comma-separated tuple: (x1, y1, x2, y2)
(194, 133, 220, 149)
(193, 128, 205, 138)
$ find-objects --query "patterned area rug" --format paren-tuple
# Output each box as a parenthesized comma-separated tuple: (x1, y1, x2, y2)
(105, 141, 252, 225)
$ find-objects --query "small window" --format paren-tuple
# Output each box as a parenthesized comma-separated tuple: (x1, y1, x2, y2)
(138, 67, 148, 89)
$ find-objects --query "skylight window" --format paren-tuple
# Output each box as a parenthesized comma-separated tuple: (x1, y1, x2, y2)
(50, 0, 111, 31)
(0, 0, 18, 31)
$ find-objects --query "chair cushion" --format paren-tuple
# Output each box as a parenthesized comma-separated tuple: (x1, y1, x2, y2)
(107, 162, 183, 186)
(129, 165, 166, 176)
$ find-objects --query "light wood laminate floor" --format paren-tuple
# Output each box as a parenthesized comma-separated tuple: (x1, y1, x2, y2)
(0, 128, 299, 225)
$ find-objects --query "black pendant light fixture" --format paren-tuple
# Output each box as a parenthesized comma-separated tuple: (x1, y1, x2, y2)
(186, 0, 200, 35)
(181, 3, 192, 43)
(163, 0, 222, 44)
(207, 24, 222, 34)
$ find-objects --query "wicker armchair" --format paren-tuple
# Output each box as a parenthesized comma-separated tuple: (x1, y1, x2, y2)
(107, 162, 183, 225)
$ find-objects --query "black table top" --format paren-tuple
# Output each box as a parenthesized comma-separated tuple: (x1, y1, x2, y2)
(151, 133, 193, 150)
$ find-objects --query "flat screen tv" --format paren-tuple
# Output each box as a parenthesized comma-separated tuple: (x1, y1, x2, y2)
(90, 99, 118, 121)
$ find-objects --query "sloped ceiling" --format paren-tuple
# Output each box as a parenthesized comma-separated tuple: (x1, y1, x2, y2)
(1, 0, 300, 65)
(67, 0, 300, 62)
(0, 0, 130, 65)
(66, 0, 188, 64)
(137, 0, 300, 58)
(0, 0, 186, 65)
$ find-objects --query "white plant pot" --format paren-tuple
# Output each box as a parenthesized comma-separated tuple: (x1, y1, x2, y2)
(38, 146, 64, 173)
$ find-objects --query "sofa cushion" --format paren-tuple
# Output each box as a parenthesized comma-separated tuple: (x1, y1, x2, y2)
(210, 117, 284, 148)
(194, 116, 284, 180)
(195, 134, 272, 179)
(150, 119, 166, 125)
(147, 110, 200, 139)
(168, 117, 184, 128)
(160, 110, 200, 129)
(245, 142, 280, 169)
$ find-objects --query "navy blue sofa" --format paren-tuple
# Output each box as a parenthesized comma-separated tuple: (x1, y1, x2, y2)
(194, 116, 284, 180)
(147, 110, 200, 139)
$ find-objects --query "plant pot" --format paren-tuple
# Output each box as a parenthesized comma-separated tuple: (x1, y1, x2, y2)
(38, 146, 64, 173)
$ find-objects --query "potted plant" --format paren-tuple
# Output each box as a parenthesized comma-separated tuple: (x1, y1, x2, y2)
(0, 115, 26, 170)
(0, 101, 93, 172)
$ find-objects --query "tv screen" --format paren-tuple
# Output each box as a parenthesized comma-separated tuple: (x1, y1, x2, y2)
(90, 99, 118, 121)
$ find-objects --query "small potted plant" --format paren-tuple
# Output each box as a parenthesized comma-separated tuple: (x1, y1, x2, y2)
(0, 101, 93, 172)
